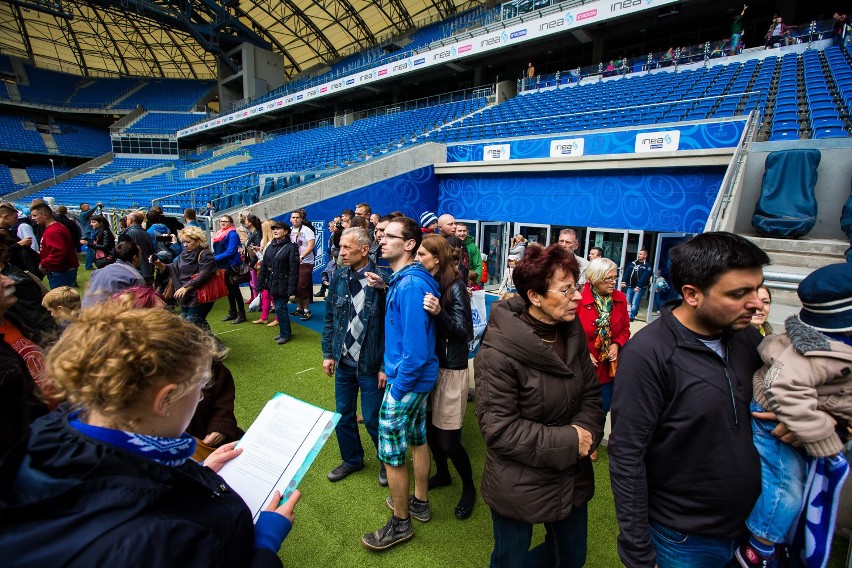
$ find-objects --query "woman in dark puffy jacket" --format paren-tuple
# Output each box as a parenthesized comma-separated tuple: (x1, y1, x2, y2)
(474, 244, 604, 568)
(255, 221, 299, 345)
(416, 234, 476, 520)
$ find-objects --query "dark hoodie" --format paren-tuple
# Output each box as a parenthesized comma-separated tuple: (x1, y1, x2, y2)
(0, 408, 280, 568)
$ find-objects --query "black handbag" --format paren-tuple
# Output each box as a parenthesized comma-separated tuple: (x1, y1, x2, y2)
(228, 263, 252, 285)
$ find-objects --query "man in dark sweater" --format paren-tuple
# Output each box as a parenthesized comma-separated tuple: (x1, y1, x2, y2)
(608, 232, 772, 568)
(117, 211, 154, 284)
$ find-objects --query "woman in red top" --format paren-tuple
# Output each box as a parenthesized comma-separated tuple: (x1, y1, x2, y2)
(578, 257, 630, 460)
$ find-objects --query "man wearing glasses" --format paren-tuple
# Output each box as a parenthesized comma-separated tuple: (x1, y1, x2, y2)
(361, 216, 439, 552)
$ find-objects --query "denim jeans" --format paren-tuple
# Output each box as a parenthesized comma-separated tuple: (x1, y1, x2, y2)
(181, 302, 214, 333)
(490, 505, 587, 568)
(625, 286, 647, 320)
(649, 522, 739, 568)
(746, 400, 806, 543)
(84, 247, 96, 270)
(600, 382, 614, 414)
(273, 297, 292, 340)
(46, 268, 77, 289)
(334, 361, 381, 467)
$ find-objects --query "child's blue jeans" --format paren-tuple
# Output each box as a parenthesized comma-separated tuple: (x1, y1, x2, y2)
(746, 400, 806, 543)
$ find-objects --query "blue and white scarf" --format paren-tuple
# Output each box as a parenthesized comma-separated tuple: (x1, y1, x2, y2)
(70, 411, 196, 467)
(788, 454, 849, 568)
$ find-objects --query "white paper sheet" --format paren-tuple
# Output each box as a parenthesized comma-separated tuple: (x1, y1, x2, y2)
(217, 393, 339, 521)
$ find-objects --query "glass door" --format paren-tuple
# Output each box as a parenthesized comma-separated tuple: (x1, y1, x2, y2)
(513, 222, 550, 248)
(646, 233, 690, 324)
(480, 221, 509, 291)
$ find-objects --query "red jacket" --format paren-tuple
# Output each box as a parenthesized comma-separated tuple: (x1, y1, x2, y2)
(578, 283, 630, 384)
(39, 222, 79, 272)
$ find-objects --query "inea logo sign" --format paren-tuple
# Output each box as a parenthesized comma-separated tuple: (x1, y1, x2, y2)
(539, 16, 564, 31)
(565, 12, 575, 24)
(611, 0, 643, 12)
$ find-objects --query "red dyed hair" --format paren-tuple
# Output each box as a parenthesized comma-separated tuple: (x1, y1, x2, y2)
(513, 244, 579, 306)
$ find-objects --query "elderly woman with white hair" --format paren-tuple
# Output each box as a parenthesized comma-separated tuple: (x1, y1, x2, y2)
(578, 257, 630, 460)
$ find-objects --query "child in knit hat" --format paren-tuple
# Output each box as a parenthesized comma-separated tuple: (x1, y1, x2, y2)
(735, 262, 852, 567)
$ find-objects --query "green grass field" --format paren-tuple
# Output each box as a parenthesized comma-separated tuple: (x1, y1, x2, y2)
(73, 267, 850, 567)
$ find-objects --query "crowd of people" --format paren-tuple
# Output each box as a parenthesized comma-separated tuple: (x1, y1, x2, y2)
(0, 194, 851, 568)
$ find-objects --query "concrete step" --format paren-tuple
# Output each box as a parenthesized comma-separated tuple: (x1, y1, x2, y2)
(746, 235, 848, 256)
(766, 250, 845, 269)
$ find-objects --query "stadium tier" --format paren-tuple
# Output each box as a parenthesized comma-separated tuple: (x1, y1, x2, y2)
(435, 49, 852, 143)
(124, 112, 209, 134)
(0, 63, 214, 111)
(0, 112, 47, 154)
(28, 98, 487, 209)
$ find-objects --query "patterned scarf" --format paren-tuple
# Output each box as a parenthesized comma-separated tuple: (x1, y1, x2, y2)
(69, 411, 196, 467)
(592, 289, 614, 364)
(212, 224, 235, 244)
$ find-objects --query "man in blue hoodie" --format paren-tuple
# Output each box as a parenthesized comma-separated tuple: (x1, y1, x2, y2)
(362, 216, 439, 552)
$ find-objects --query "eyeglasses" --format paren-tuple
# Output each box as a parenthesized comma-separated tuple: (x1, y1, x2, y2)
(546, 285, 579, 297)
(380, 233, 406, 242)
(602, 277, 618, 283)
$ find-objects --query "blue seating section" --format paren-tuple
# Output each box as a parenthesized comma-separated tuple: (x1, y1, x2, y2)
(0, 113, 46, 154)
(115, 80, 215, 111)
(0, 165, 16, 195)
(124, 112, 207, 134)
(69, 78, 143, 108)
(30, 98, 486, 210)
(16, 66, 80, 106)
(1, 65, 213, 111)
(431, 50, 851, 143)
(53, 121, 112, 157)
(26, 164, 70, 185)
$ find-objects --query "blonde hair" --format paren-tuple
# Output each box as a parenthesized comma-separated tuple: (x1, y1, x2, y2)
(260, 219, 275, 249)
(42, 286, 81, 312)
(47, 297, 222, 421)
(178, 225, 208, 248)
(586, 257, 619, 284)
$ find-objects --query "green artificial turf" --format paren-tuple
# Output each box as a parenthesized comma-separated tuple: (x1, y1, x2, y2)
(69, 265, 850, 567)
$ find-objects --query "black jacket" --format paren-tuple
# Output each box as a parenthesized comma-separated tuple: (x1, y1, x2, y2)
(0, 336, 48, 460)
(0, 408, 280, 568)
(256, 239, 298, 299)
(1, 263, 56, 345)
(88, 227, 115, 256)
(118, 225, 153, 279)
(608, 301, 763, 568)
(435, 278, 473, 370)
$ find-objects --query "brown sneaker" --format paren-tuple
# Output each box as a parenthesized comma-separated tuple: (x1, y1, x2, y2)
(361, 515, 413, 551)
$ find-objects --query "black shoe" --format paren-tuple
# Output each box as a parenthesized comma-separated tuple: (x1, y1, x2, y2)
(290, 309, 304, 317)
(222, 312, 237, 321)
(299, 310, 312, 321)
(386, 495, 431, 522)
(231, 314, 247, 324)
(378, 464, 388, 487)
(276, 336, 290, 345)
(327, 462, 364, 482)
(314, 291, 326, 298)
(454, 489, 476, 520)
(428, 473, 452, 490)
(361, 515, 413, 551)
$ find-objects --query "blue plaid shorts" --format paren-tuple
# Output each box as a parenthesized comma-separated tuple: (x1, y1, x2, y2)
(378, 388, 429, 467)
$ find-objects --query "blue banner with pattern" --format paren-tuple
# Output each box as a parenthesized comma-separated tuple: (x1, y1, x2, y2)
(439, 166, 725, 233)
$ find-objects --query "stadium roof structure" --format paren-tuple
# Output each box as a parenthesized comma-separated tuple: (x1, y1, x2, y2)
(0, 0, 488, 80)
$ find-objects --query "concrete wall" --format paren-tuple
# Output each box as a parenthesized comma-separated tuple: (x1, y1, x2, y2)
(236, 142, 447, 222)
(733, 139, 852, 240)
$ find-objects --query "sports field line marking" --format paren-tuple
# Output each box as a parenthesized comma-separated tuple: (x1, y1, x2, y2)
(213, 329, 240, 335)
(295, 368, 315, 375)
